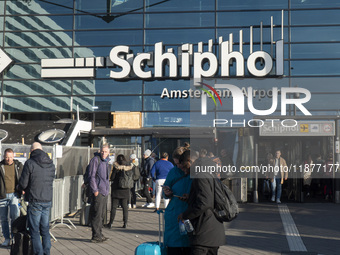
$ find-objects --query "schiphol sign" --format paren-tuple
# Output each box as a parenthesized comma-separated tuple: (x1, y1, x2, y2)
(41, 12, 285, 80)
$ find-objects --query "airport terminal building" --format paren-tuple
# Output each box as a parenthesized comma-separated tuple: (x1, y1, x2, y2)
(0, 0, 340, 202)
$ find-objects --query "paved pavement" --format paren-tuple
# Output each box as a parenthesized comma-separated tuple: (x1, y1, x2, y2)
(0, 200, 339, 255)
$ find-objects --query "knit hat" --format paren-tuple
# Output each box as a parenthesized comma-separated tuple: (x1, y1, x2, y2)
(130, 154, 137, 160)
(144, 149, 152, 157)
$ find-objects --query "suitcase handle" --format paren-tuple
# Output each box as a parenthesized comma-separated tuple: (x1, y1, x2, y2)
(156, 210, 164, 246)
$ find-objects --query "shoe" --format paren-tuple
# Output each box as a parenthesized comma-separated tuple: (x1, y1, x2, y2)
(146, 203, 155, 208)
(271, 197, 275, 202)
(276, 199, 281, 204)
(153, 209, 159, 212)
(142, 203, 149, 208)
(132, 204, 137, 209)
(101, 235, 109, 242)
(104, 223, 112, 229)
(123, 223, 127, 228)
(128, 204, 131, 209)
(91, 237, 103, 243)
(1, 239, 10, 246)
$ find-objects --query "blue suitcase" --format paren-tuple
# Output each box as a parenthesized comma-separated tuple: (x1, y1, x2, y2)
(135, 210, 165, 255)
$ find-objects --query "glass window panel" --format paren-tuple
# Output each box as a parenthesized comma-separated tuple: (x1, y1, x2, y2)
(4, 64, 41, 79)
(291, 60, 340, 76)
(291, 10, 340, 25)
(145, 29, 214, 45)
(6, 15, 73, 31)
(7, 0, 74, 15)
(76, 0, 143, 14)
(144, 112, 190, 127)
(3, 80, 71, 96)
(290, 78, 340, 93)
(0, 16, 4, 31)
(73, 96, 96, 111)
(291, 27, 340, 42)
(217, 11, 286, 27)
(75, 30, 142, 46)
(6, 47, 72, 63)
(145, 13, 214, 28)
(89, 95, 142, 111)
(144, 96, 190, 111)
(0, 1, 4, 15)
(144, 80, 190, 94)
(73, 79, 142, 95)
(304, 94, 340, 110)
(291, 0, 340, 9)
(75, 14, 143, 30)
(5, 31, 73, 47)
(3, 96, 71, 112)
(217, 0, 287, 10)
(146, 0, 214, 12)
(291, 43, 340, 59)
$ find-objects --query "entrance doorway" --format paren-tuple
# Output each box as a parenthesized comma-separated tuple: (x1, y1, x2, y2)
(258, 136, 334, 203)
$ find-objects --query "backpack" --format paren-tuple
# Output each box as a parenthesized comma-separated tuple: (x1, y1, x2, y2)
(132, 165, 140, 181)
(118, 169, 134, 189)
(212, 177, 239, 222)
(82, 156, 100, 204)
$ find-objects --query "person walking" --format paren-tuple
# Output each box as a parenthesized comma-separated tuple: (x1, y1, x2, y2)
(88, 143, 110, 243)
(105, 154, 133, 229)
(151, 152, 174, 212)
(128, 154, 140, 209)
(270, 150, 288, 203)
(0, 148, 23, 247)
(141, 149, 155, 208)
(17, 142, 55, 255)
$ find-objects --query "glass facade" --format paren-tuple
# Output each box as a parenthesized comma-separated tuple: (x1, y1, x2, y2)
(0, 0, 339, 126)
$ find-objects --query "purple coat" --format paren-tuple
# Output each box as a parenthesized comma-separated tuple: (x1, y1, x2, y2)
(89, 153, 110, 196)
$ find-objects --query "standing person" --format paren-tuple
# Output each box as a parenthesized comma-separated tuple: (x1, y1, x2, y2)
(303, 154, 313, 198)
(162, 146, 192, 255)
(151, 152, 174, 212)
(105, 154, 133, 229)
(0, 148, 23, 247)
(129, 154, 139, 209)
(270, 150, 288, 203)
(324, 154, 333, 200)
(178, 150, 225, 255)
(141, 149, 155, 208)
(88, 143, 110, 243)
(17, 142, 55, 255)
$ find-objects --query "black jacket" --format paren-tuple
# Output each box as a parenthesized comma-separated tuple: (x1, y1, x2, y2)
(0, 159, 23, 199)
(182, 157, 225, 247)
(141, 157, 155, 178)
(18, 149, 55, 203)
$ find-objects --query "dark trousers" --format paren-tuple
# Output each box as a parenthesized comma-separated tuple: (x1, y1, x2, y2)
(90, 193, 108, 239)
(109, 198, 128, 224)
(142, 177, 153, 203)
(191, 246, 219, 255)
(129, 182, 137, 205)
(168, 247, 191, 255)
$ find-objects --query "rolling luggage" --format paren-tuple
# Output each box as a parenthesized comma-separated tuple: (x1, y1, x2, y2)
(10, 215, 33, 255)
(80, 203, 91, 226)
(135, 210, 165, 255)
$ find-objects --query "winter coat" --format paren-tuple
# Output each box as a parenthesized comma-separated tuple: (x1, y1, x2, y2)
(110, 162, 133, 199)
(0, 159, 23, 199)
(18, 149, 55, 203)
(89, 153, 110, 197)
(182, 157, 225, 248)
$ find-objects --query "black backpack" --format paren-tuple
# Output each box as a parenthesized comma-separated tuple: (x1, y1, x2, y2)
(212, 177, 239, 222)
(82, 156, 100, 204)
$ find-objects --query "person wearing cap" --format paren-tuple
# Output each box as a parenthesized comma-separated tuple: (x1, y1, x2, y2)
(141, 149, 155, 208)
(129, 154, 140, 209)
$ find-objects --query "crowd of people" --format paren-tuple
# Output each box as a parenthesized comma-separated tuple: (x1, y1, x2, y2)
(86, 142, 228, 255)
(0, 142, 55, 255)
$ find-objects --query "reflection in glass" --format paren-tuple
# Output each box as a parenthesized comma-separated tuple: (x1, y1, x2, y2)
(145, 13, 214, 28)
(291, 60, 340, 76)
(146, 0, 214, 12)
(75, 14, 143, 29)
(144, 96, 190, 111)
(144, 112, 190, 127)
(217, 0, 287, 10)
(6, 0, 74, 15)
(291, 10, 340, 25)
(291, 27, 340, 42)
(91, 95, 142, 111)
(3, 96, 71, 112)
